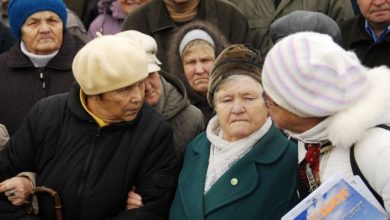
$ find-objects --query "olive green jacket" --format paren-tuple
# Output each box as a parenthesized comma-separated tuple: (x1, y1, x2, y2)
(227, 0, 354, 55)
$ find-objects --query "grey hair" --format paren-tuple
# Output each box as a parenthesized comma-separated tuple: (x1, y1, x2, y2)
(213, 75, 263, 107)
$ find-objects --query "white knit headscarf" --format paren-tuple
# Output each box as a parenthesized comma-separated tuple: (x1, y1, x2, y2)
(204, 116, 272, 193)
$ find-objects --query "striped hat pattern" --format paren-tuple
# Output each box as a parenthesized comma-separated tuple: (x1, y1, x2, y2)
(262, 32, 368, 117)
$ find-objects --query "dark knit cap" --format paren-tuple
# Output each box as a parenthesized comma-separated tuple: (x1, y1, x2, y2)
(207, 44, 262, 108)
(270, 10, 342, 45)
(8, 0, 68, 38)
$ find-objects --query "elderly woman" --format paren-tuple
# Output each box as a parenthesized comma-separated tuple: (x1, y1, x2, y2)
(166, 21, 229, 122)
(0, 0, 85, 136)
(165, 44, 298, 219)
(0, 33, 177, 219)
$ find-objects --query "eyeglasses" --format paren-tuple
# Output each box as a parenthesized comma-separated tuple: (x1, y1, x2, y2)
(262, 92, 278, 108)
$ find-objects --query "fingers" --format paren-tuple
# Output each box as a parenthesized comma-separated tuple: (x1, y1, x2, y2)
(126, 189, 143, 209)
(126, 197, 143, 209)
(0, 177, 33, 206)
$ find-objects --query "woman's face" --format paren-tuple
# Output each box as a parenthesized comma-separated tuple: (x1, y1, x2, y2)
(88, 80, 145, 123)
(21, 11, 63, 55)
(182, 46, 215, 96)
(215, 76, 268, 142)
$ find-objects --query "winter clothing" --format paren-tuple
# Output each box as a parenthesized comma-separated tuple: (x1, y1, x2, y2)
(208, 44, 262, 108)
(263, 32, 390, 215)
(0, 124, 9, 150)
(0, 31, 84, 136)
(0, 21, 16, 54)
(115, 30, 204, 155)
(8, 0, 68, 38)
(122, 0, 250, 72)
(0, 83, 178, 220)
(87, 0, 127, 40)
(179, 29, 214, 55)
(66, 8, 87, 43)
(157, 72, 204, 156)
(340, 15, 390, 68)
(72, 34, 148, 95)
(116, 30, 162, 73)
(227, 0, 354, 55)
(166, 21, 229, 123)
(169, 122, 298, 220)
(270, 10, 342, 45)
(263, 32, 368, 118)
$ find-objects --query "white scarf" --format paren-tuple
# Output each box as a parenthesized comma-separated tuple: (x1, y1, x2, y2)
(284, 118, 331, 162)
(204, 116, 272, 193)
(21, 41, 58, 68)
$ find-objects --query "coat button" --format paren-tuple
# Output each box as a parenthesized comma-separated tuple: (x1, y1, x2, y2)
(231, 178, 238, 186)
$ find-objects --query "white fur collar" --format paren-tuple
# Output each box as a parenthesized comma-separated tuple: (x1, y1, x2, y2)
(328, 66, 390, 149)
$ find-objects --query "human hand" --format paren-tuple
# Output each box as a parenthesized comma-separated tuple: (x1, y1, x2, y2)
(0, 176, 33, 205)
(126, 186, 143, 209)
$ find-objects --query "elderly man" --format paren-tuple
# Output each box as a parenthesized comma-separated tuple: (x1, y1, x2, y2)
(118, 30, 204, 157)
(0, 33, 177, 219)
(0, 0, 85, 136)
(262, 32, 390, 215)
(341, 0, 390, 67)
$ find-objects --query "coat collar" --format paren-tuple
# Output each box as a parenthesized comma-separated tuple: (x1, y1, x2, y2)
(66, 83, 144, 129)
(177, 125, 290, 218)
(7, 31, 84, 70)
(149, 0, 214, 34)
(328, 66, 390, 148)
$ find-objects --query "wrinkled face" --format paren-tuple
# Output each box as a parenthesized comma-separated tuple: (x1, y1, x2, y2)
(118, 0, 149, 14)
(21, 11, 63, 55)
(182, 46, 215, 96)
(215, 76, 268, 142)
(144, 72, 162, 106)
(358, 0, 390, 26)
(91, 80, 145, 122)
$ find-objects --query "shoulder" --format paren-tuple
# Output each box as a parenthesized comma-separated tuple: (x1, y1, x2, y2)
(185, 132, 208, 153)
(141, 104, 172, 131)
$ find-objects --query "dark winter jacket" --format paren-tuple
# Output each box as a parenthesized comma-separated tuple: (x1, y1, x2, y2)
(122, 0, 250, 72)
(340, 15, 390, 68)
(0, 83, 178, 220)
(0, 31, 84, 136)
(0, 22, 16, 54)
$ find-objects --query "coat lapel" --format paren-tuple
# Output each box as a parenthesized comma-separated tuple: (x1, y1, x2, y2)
(177, 136, 210, 220)
(203, 125, 290, 215)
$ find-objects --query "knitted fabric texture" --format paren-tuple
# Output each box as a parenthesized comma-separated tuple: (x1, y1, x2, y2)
(72, 34, 148, 95)
(207, 44, 262, 108)
(262, 32, 368, 117)
(8, 0, 67, 38)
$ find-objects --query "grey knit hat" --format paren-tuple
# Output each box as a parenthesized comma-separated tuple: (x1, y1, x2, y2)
(270, 10, 342, 45)
(207, 44, 262, 108)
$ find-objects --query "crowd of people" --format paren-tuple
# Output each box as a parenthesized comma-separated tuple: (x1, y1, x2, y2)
(0, 0, 389, 219)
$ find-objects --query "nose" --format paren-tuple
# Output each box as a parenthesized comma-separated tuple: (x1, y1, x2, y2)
(38, 22, 50, 33)
(130, 86, 144, 103)
(231, 99, 245, 114)
(194, 62, 204, 75)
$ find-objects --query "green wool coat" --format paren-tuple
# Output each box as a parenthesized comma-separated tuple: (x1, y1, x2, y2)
(169, 125, 298, 220)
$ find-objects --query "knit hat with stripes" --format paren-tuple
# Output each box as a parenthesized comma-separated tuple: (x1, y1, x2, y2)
(262, 32, 368, 117)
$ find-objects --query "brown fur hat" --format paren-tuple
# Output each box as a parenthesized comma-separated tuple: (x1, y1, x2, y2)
(207, 44, 262, 108)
